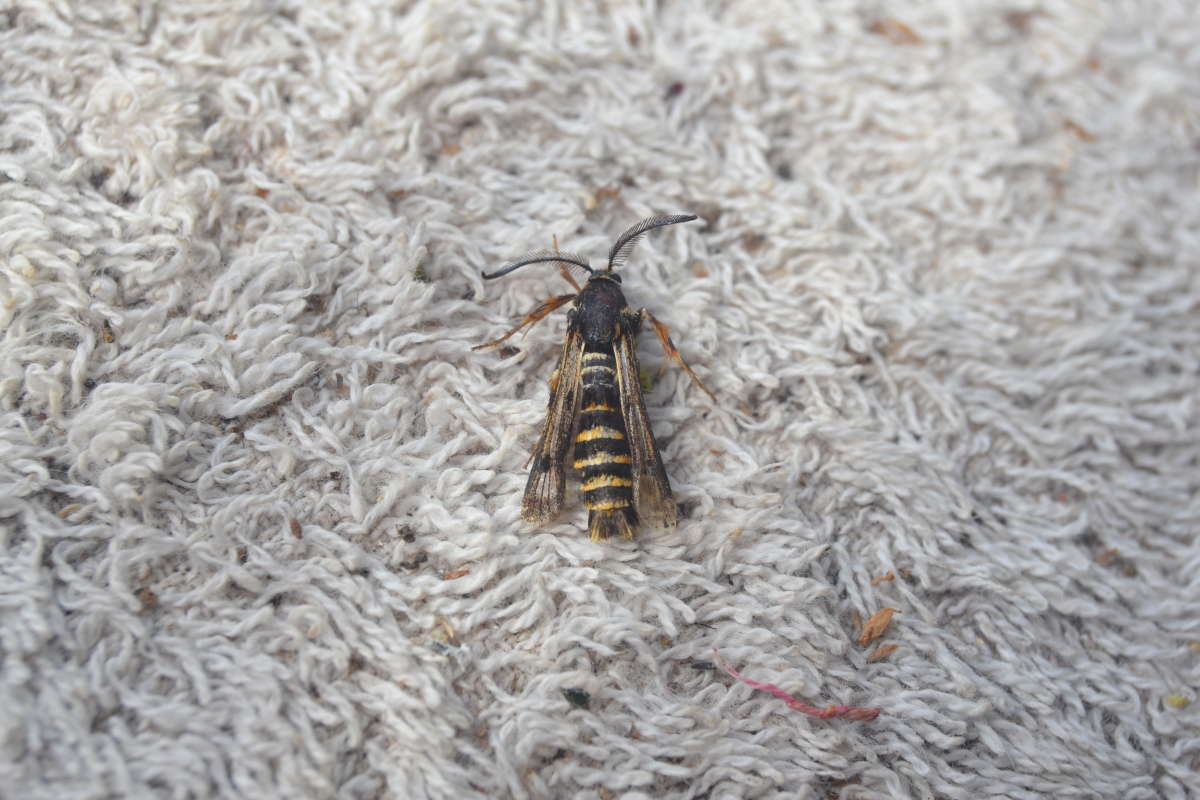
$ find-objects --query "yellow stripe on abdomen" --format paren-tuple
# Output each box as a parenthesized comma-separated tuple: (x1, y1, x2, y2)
(581, 474, 634, 491)
(576, 426, 625, 442)
(574, 453, 632, 469)
(584, 497, 632, 511)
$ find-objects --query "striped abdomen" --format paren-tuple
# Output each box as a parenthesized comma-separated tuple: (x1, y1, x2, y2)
(573, 343, 637, 539)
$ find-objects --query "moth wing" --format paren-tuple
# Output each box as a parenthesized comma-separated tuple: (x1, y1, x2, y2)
(613, 325, 677, 528)
(520, 326, 585, 524)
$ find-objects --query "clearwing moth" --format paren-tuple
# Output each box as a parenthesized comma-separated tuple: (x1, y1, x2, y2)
(475, 215, 714, 540)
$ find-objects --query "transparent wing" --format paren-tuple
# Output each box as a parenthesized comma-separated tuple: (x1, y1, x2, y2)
(612, 324, 677, 528)
(520, 326, 585, 524)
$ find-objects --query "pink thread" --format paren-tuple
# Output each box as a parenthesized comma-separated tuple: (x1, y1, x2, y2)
(713, 650, 880, 722)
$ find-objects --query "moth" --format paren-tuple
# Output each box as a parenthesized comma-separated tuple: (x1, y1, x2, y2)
(475, 214, 714, 540)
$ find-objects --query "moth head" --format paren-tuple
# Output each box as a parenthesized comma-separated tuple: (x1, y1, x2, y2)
(589, 269, 622, 284)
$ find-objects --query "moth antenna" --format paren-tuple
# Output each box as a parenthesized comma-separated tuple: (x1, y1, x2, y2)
(482, 249, 593, 280)
(607, 214, 698, 270)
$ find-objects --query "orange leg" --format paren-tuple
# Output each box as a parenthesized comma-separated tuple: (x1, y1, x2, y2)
(553, 234, 582, 292)
(558, 262, 581, 292)
(472, 294, 576, 351)
(643, 309, 716, 402)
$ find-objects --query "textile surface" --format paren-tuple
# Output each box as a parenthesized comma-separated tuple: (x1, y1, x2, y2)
(2, 2, 1198, 798)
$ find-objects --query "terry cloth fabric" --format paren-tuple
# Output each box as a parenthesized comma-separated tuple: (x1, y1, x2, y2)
(2, 2, 1198, 798)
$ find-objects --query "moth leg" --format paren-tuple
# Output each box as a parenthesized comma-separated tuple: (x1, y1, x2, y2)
(472, 294, 575, 351)
(558, 262, 582, 292)
(641, 309, 716, 402)
(552, 234, 582, 292)
(524, 438, 541, 468)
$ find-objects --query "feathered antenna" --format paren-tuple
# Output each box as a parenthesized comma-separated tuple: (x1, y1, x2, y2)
(607, 214, 698, 270)
(481, 249, 593, 280)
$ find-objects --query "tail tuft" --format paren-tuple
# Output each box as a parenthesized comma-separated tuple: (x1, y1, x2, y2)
(588, 507, 638, 541)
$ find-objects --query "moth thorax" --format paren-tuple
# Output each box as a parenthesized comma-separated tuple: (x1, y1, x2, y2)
(578, 276, 627, 345)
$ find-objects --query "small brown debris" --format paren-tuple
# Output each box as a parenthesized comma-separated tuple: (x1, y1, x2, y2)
(288, 518, 302, 538)
(236, 546, 248, 563)
(584, 183, 622, 211)
(1187, 641, 1200, 654)
(1096, 548, 1118, 566)
(136, 587, 158, 610)
(742, 234, 767, 252)
(254, 186, 269, 198)
(1063, 119, 1095, 141)
(441, 143, 461, 157)
(57, 504, 82, 518)
(595, 183, 621, 204)
(868, 18, 922, 45)
(870, 571, 896, 586)
(858, 608, 901, 646)
(867, 644, 900, 662)
(432, 617, 458, 646)
(305, 294, 329, 314)
(1004, 10, 1037, 33)
(225, 332, 238, 341)
(444, 568, 470, 580)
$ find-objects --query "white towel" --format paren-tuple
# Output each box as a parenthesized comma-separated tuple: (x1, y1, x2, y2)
(3, 2, 1198, 798)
